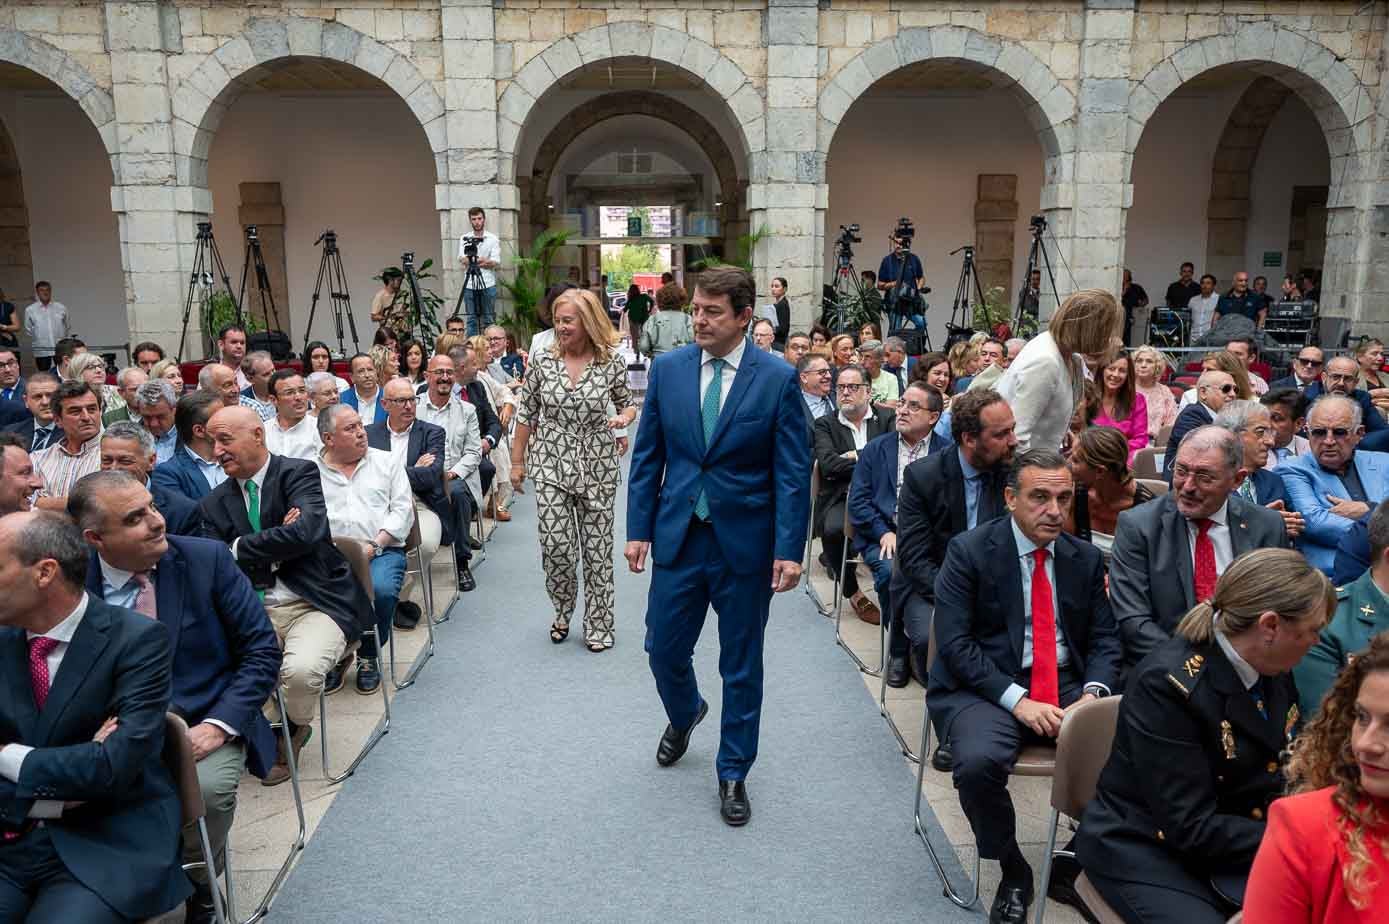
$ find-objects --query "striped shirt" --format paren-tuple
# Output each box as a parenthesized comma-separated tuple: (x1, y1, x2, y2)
(33, 437, 102, 498)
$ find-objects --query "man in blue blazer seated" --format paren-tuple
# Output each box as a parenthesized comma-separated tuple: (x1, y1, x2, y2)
(151, 391, 228, 503)
(1332, 511, 1375, 586)
(0, 346, 26, 428)
(0, 511, 190, 922)
(69, 470, 281, 924)
(1281, 394, 1389, 574)
(99, 421, 204, 537)
(1302, 354, 1389, 452)
(338, 353, 388, 426)
(930, 449, 1121, 924)
(848, 382, 948, 687)
(1212, 399, 1304, 541)
(626, 265, 810, 827)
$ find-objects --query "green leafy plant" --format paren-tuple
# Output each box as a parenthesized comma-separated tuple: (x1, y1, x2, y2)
(819, 284, 884, 335)
(498, 228, 575, 343)
(972, 285, 1039, 340)
(375, 259, 446, 346)
(200, 290, 263, 357)
(690, 224, 770, 274)
(602, 242, 663, 292)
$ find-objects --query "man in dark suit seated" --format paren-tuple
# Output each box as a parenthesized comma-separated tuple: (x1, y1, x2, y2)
(0, 511, 190, 922)
(1212, 399, 1303, 540)
(930, 449, 1121, 924)
(1, 372, 62, 453)
(1163, 370, 1236, 479)
(1331, 510, 1374, 586)
(0, 432, 44, 516)
(1303, 354, 1389, 451)
(811, 363, 894, 624)
(1267, 345, 1322, 392)
(1110, 426, 1287, 667)
(69, 471, 281, 924)
(151, 391, 227, 503)
(366, 376, 450, 631)
(98, 421, 204, 537)
(847, 383, 946, 686)
(198, 406, 373, 785)
(0, 347, 26, 428)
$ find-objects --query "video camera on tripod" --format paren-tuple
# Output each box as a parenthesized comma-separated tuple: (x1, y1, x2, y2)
(893, 216, 915, 251)
(459, 236, 483, 261)
(884, 216, 924, 322)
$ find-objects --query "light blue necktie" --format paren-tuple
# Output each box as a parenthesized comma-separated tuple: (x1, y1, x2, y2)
(694, 358, 725, 520)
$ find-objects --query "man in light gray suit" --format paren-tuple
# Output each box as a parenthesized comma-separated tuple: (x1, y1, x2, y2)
(1108, 426, 1287, 667)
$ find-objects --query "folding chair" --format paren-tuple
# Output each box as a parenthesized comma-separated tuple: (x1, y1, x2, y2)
(389, 514, 436, 691)
(914, 622, 1055, 909)
(833, 508, 880, 676)
(803, 461, 833, 617)
(318, 536, 391, 783)
(877, 608, 919, 763)
(1136, 477, 1168, 495)
(1132, 447, 1159, 478)
(162, 713, 228, 924)
(1034, 696, 1122, 924)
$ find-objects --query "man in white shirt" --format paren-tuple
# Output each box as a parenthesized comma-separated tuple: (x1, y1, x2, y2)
(416, 354, 482, 590)
(315, 404, 414, 695)
(22, 281, 69, 371)
(305, 371, 340, 416)
(263, 370, 321, 461)
(458, 206, 502, 335)
(238, 351, 276, 421)
(1187, 273, 1219, 337)
(1262, 387, 1311, 468)
(217, 324, 250, 390)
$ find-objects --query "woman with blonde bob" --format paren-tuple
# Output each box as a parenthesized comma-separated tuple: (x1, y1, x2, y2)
(511, 288, 635, 652)
(1132, 344, 1179, 440)
(1245, 631, 1389, 920)
(66, 351, 124, 413)
(149, 357, 185, 395)
(999, 288, 1124, 452)
(1076, 548, 1332, 923)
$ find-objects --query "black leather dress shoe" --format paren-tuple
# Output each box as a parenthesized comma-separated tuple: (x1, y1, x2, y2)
(184, 881, 219, 924)
(909, 647, 930, 687)
(885, 654, 911, 688)
(989, 877, 1034, 924)
(719, 780, 751, 827)
(458, 564, 477, 592)
(1045, 856, 1099, 923)
(324, 652, 354, 696)
(656, 699, 708, 767)
(930, 742, 954, 772)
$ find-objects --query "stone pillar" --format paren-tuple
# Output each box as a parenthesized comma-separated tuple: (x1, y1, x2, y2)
(0, 120, 32, 314)
(974, 175, 1019, 304)
(105, 0, 194, 354)
(1333, 25, 1389, 336)
(760, 0, 819, 326)
(237, 182, 290, 336)
(1063, 0, 1137, 305)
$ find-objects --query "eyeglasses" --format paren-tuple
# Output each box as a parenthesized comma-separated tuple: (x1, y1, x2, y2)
(837, 383, 867, 392)
(1326, 373, 1357, 384)
(1296, 356, 1324, 366)
(899, 400, 932, 413)
(1171, 465, 1223, 488)
(1203, 383, 1237, 394)
(801, 368, 831, 377)
(1309, 427, 1355, 440)
(382, 397, 415, 406)
(0, 358, 17, 368)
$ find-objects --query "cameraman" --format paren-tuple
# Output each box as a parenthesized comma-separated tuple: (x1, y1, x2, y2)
(876, 231, 925, 332)
(458, 206, 502, 335)
(371, 267, 408, 336)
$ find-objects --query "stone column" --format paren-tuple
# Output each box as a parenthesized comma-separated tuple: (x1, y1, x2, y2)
(0, 121, 33, 314)
(1061, 0, 1137, 305)
(1332, 26, 1389, 336)
(760, 0, 819, 327)
(105, 0, 195, 354)
(238, 182, 290, 336)
(975, 175, 1019, 304)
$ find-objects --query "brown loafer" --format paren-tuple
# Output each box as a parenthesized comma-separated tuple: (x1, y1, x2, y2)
(262, 725, 311, 787)
(851, 594, 880, 625)
(495, 506, 512, 522)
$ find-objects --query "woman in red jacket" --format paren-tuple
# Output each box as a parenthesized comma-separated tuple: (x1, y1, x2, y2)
(1245, 632, 1389, 921)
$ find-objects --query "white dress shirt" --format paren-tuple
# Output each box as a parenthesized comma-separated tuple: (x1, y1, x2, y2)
(22, 301, 69, 355)
(1184, 498, 1235, 577)
(1188, 292, 1220, 336)
(264, 415, 322, 461)
(353, 386, 380, 425)
(416, 392, 483, 503)
(386, 421, 413, 467)
(836, 409, 869, 451)
(316, 448, 414, 547)
(235, 457, 299, 607)
(699, 337, 746, 415)
(1214, 627, 1261, 692)
(459, 230, 502, 289)
(0, 593, 88, 818)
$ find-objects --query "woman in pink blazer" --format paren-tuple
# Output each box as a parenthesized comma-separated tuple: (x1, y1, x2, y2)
(1091, 351, 1148, 463)
(1245, 632, 1389, 922)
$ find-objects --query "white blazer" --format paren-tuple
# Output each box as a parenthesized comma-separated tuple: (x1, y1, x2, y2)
(997, 331, 1085, 452)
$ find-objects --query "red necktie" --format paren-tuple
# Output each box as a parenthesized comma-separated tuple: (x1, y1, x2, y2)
(29, 636, 60, 710)
(1029, 549, 1059, 708)
(1193, 518, 1218, 603)
(132, 572, 157, 620)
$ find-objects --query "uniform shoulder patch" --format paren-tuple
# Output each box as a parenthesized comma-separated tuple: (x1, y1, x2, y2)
(1165, 672, 1192, 698)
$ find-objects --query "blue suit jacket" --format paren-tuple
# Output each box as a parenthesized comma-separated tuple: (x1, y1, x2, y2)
(151, 442, 214, 502)
(1268, 375, 1314, 393)
(0, 376, 28, 426)
(1301, 383, 1388, 433)
(85, 537, 282, 778)
(1242, 466, 1290, 510)
(0, 598, 190, 918)
(1281, 449, 1389, 573)
(339, 386, 388, 425)
(151, 479, 204, 536)
(627, 342, 811, 574)
(847, 429, 950, 554)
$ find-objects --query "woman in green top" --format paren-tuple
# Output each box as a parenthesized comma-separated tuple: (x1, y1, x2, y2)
(636, 282, 693, 359)
(623, 284, 653, 352)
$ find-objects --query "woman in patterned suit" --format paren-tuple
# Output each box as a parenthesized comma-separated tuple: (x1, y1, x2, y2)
(511, 288, 635, 651)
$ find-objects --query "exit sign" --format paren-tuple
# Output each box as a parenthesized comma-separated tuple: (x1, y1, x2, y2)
(627, 214, 643, 237)
(1262, 251, 1282, 267)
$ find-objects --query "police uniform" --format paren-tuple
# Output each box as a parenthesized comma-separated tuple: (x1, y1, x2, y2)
(1294, 570, 1389, 719)
(1074, 635, 1298, 924)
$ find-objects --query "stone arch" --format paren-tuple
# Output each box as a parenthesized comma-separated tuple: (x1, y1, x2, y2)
(0, 29, 117, 157)
(817, 27, 1077, 164)
(169, 16, 448, 187)
(0, 117, 32, 303)
(498, 22, 766, 186)
(523, 91, 744, 232)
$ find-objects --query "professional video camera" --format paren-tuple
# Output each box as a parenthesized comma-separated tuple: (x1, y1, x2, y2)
(245, 224, 259, 244)
(894, 216, 915, 250)
(402, 250, 415, 271)
(836, 223, 861, 248)
(460, 236, 482, 260)
(1030, 214, 1046, 234)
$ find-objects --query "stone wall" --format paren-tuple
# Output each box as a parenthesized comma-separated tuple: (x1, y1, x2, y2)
(0, 0, 1385, 345)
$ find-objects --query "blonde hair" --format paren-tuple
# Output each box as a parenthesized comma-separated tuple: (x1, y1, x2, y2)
(434, 332, 464, 357)
(1176, 548, 1332, 644)
(947, 340, 979, 378)
(549, 288, 618, 363)
(1132, 344, 1173, 376)
(465, 334, 491, 367)
(1202, 350, 1254, 400)
(368, 344, 395, 381)
(1048, 288, 1124, 361)
(150, 358, 180, 382)
(66, 351, 105, 384)
(828, 334, 856, 367)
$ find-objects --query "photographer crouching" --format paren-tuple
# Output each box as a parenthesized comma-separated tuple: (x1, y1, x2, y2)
(459, 206, 502, 336)
(877, 219, 926, 334)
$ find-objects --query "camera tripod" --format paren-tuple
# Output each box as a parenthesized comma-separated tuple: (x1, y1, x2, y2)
(946, 244, 986, 347)
(1017, 215, 1060, 332)
(176, 222, 240, 362)
(303, 229, 359, 357)
(238, 224, 281, 333)
(403, 251, 430, 337)
(452, 251, 491, 333)
(823, 235, 866, 335)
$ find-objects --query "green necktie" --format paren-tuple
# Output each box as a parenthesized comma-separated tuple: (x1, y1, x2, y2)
(1238, 478, 1255, 504)
(694, 358, 725, 521)
(245, 479, 262, 531)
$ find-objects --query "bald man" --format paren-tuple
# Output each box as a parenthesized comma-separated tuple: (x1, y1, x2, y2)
(197, 406, 373, 784)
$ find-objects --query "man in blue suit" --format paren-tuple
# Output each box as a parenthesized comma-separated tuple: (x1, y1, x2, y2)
(0, 510, 190, 922)
(1281, 394, 1389, 574)
(151, 390, 227, 503)
(69, 470, 281, 923)
(626, 265, 811, 827)
(338, 353, 388, 426)
(1303, 355, 1389, 451)
(0, 347, 26, 428)
(847, 382, 948, 686)
(1212, 399, 1304, 540)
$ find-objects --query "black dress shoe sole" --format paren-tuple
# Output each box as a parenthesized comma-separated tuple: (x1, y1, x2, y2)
(393, 602, 422, 631)
(657, 700, 708, 767)
(719, 784, 751, 827)
(930, 745, 954, 772)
